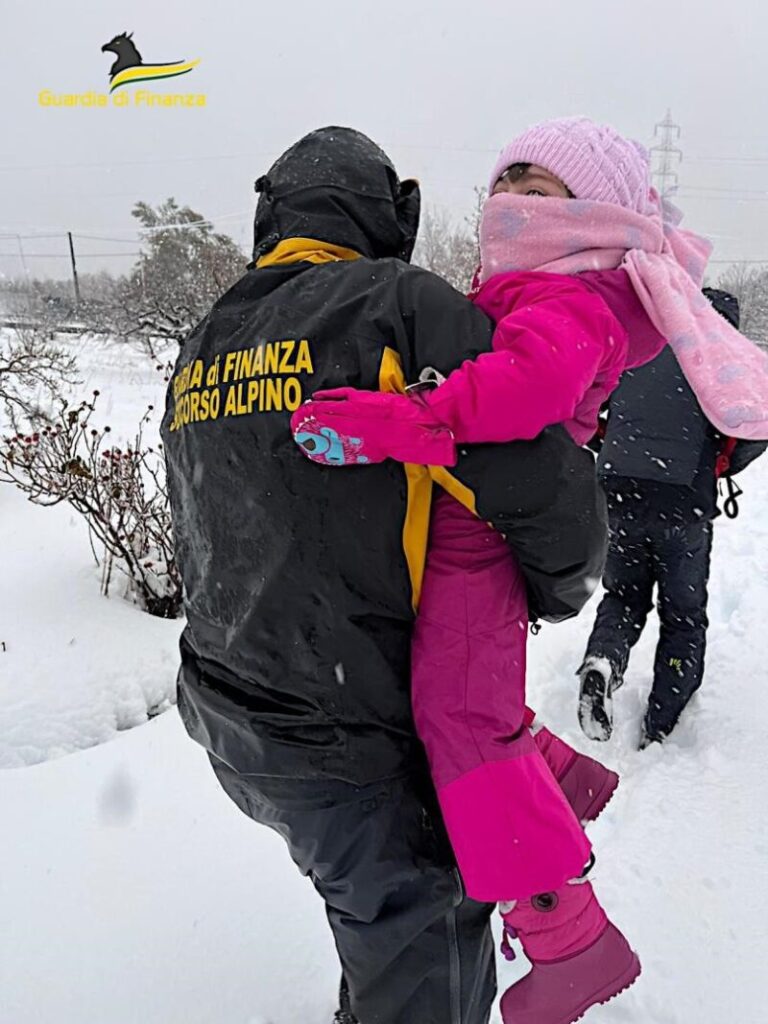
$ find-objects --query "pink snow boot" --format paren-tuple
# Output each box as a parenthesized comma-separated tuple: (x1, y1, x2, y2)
(533, 726, 619, 823)
(500, 881, 641, 1024)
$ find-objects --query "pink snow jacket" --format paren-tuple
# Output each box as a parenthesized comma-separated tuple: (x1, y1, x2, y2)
(436, 270, 630, 446)
(292, 271, 633, 461)
(292, 268, 665, 901)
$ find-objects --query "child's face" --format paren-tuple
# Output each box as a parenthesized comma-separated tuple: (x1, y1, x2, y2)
(492, 163, 571, 199)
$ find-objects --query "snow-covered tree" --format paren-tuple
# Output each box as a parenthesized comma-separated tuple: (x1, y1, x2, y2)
(717, 263, 768, 350)
(413, 188, 485, 294)
(107, 198, 247, 351)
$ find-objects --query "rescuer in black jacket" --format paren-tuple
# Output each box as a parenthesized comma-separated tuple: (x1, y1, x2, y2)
(161, 127, 608, 1024)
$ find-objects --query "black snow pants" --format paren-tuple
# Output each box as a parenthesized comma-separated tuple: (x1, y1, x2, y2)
(585, 485, 713, 738)
(210, 757, 496, 1024)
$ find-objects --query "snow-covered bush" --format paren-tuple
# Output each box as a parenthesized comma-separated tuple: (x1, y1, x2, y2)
(0, 389, 181, 619)
(0, 325, 79, 418)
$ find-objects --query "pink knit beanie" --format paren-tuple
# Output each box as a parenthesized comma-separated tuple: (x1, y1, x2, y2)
(488, 117, 653, 215)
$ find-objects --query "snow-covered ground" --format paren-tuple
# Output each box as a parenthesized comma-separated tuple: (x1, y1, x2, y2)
(0, 338, 182, 769)
(2, 338, 767, 1022)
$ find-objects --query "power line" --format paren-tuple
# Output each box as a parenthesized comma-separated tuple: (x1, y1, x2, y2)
(0, 211, 252, 242)
(0, 251, 141, 258)
(686, 155, 768, 165)
(78, 251, 142, 257)
(73, 234, 144, 244)
(0, 143, 500, 175)
(708, 258, 768, 265)
(678, 185, 768, 196)
(677, 193, 768, 203)
(0, 232, 66, 240)
(0, 152, 271, 174)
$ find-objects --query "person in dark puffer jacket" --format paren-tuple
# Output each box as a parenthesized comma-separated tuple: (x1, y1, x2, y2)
(579, 288, 766, 748)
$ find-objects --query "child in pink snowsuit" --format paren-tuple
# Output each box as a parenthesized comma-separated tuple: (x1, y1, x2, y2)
(293, 118, 768, 1024)
(293, 272, 633, 894)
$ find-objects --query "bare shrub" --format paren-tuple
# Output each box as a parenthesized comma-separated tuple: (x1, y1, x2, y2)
(0, 386, 181, 619)
(0, 326, 79, 419)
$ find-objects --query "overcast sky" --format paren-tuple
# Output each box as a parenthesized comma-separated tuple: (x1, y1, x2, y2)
(2, 0, 767, 283)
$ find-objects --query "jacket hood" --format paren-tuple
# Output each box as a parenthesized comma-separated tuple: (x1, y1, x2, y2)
(251, 127, 420, 265)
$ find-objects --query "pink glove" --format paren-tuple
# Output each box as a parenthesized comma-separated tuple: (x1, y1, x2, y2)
(290, 387, 457, 467)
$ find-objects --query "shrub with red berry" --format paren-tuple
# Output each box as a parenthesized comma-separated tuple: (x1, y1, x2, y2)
(0, 391, 181, 619)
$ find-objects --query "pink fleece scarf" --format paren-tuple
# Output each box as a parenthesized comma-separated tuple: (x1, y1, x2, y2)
(479, 192, 768, 440)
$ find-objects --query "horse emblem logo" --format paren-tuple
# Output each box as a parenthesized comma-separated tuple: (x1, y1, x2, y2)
(101, 32, 200, 93)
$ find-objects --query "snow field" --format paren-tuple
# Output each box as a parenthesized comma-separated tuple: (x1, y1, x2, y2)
(2, 336, 767, 1022)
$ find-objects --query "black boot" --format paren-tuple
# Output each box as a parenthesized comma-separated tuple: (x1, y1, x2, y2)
(333, 977, 358, 1024)
(578, 658, 620, 741)
(332, 1011, 357, 1024)
(638, 716, 667, 751)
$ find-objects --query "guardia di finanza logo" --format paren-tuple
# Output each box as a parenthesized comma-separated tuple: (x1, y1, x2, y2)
(101, 31, 200, 93)
(37, 31, 204, 108)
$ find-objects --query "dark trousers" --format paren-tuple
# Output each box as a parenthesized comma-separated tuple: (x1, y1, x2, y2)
(586, 494, 713, 737)
(210, 759, 496, 1024)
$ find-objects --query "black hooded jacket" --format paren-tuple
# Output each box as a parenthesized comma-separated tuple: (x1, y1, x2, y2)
(161, 128, 608, 784)
(597, 287, 766, 516)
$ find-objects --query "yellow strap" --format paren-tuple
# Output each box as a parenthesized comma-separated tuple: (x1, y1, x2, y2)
(256, 237, 362, 269)
(379, 348, 433, 611)
(378, 350, 481, 608)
